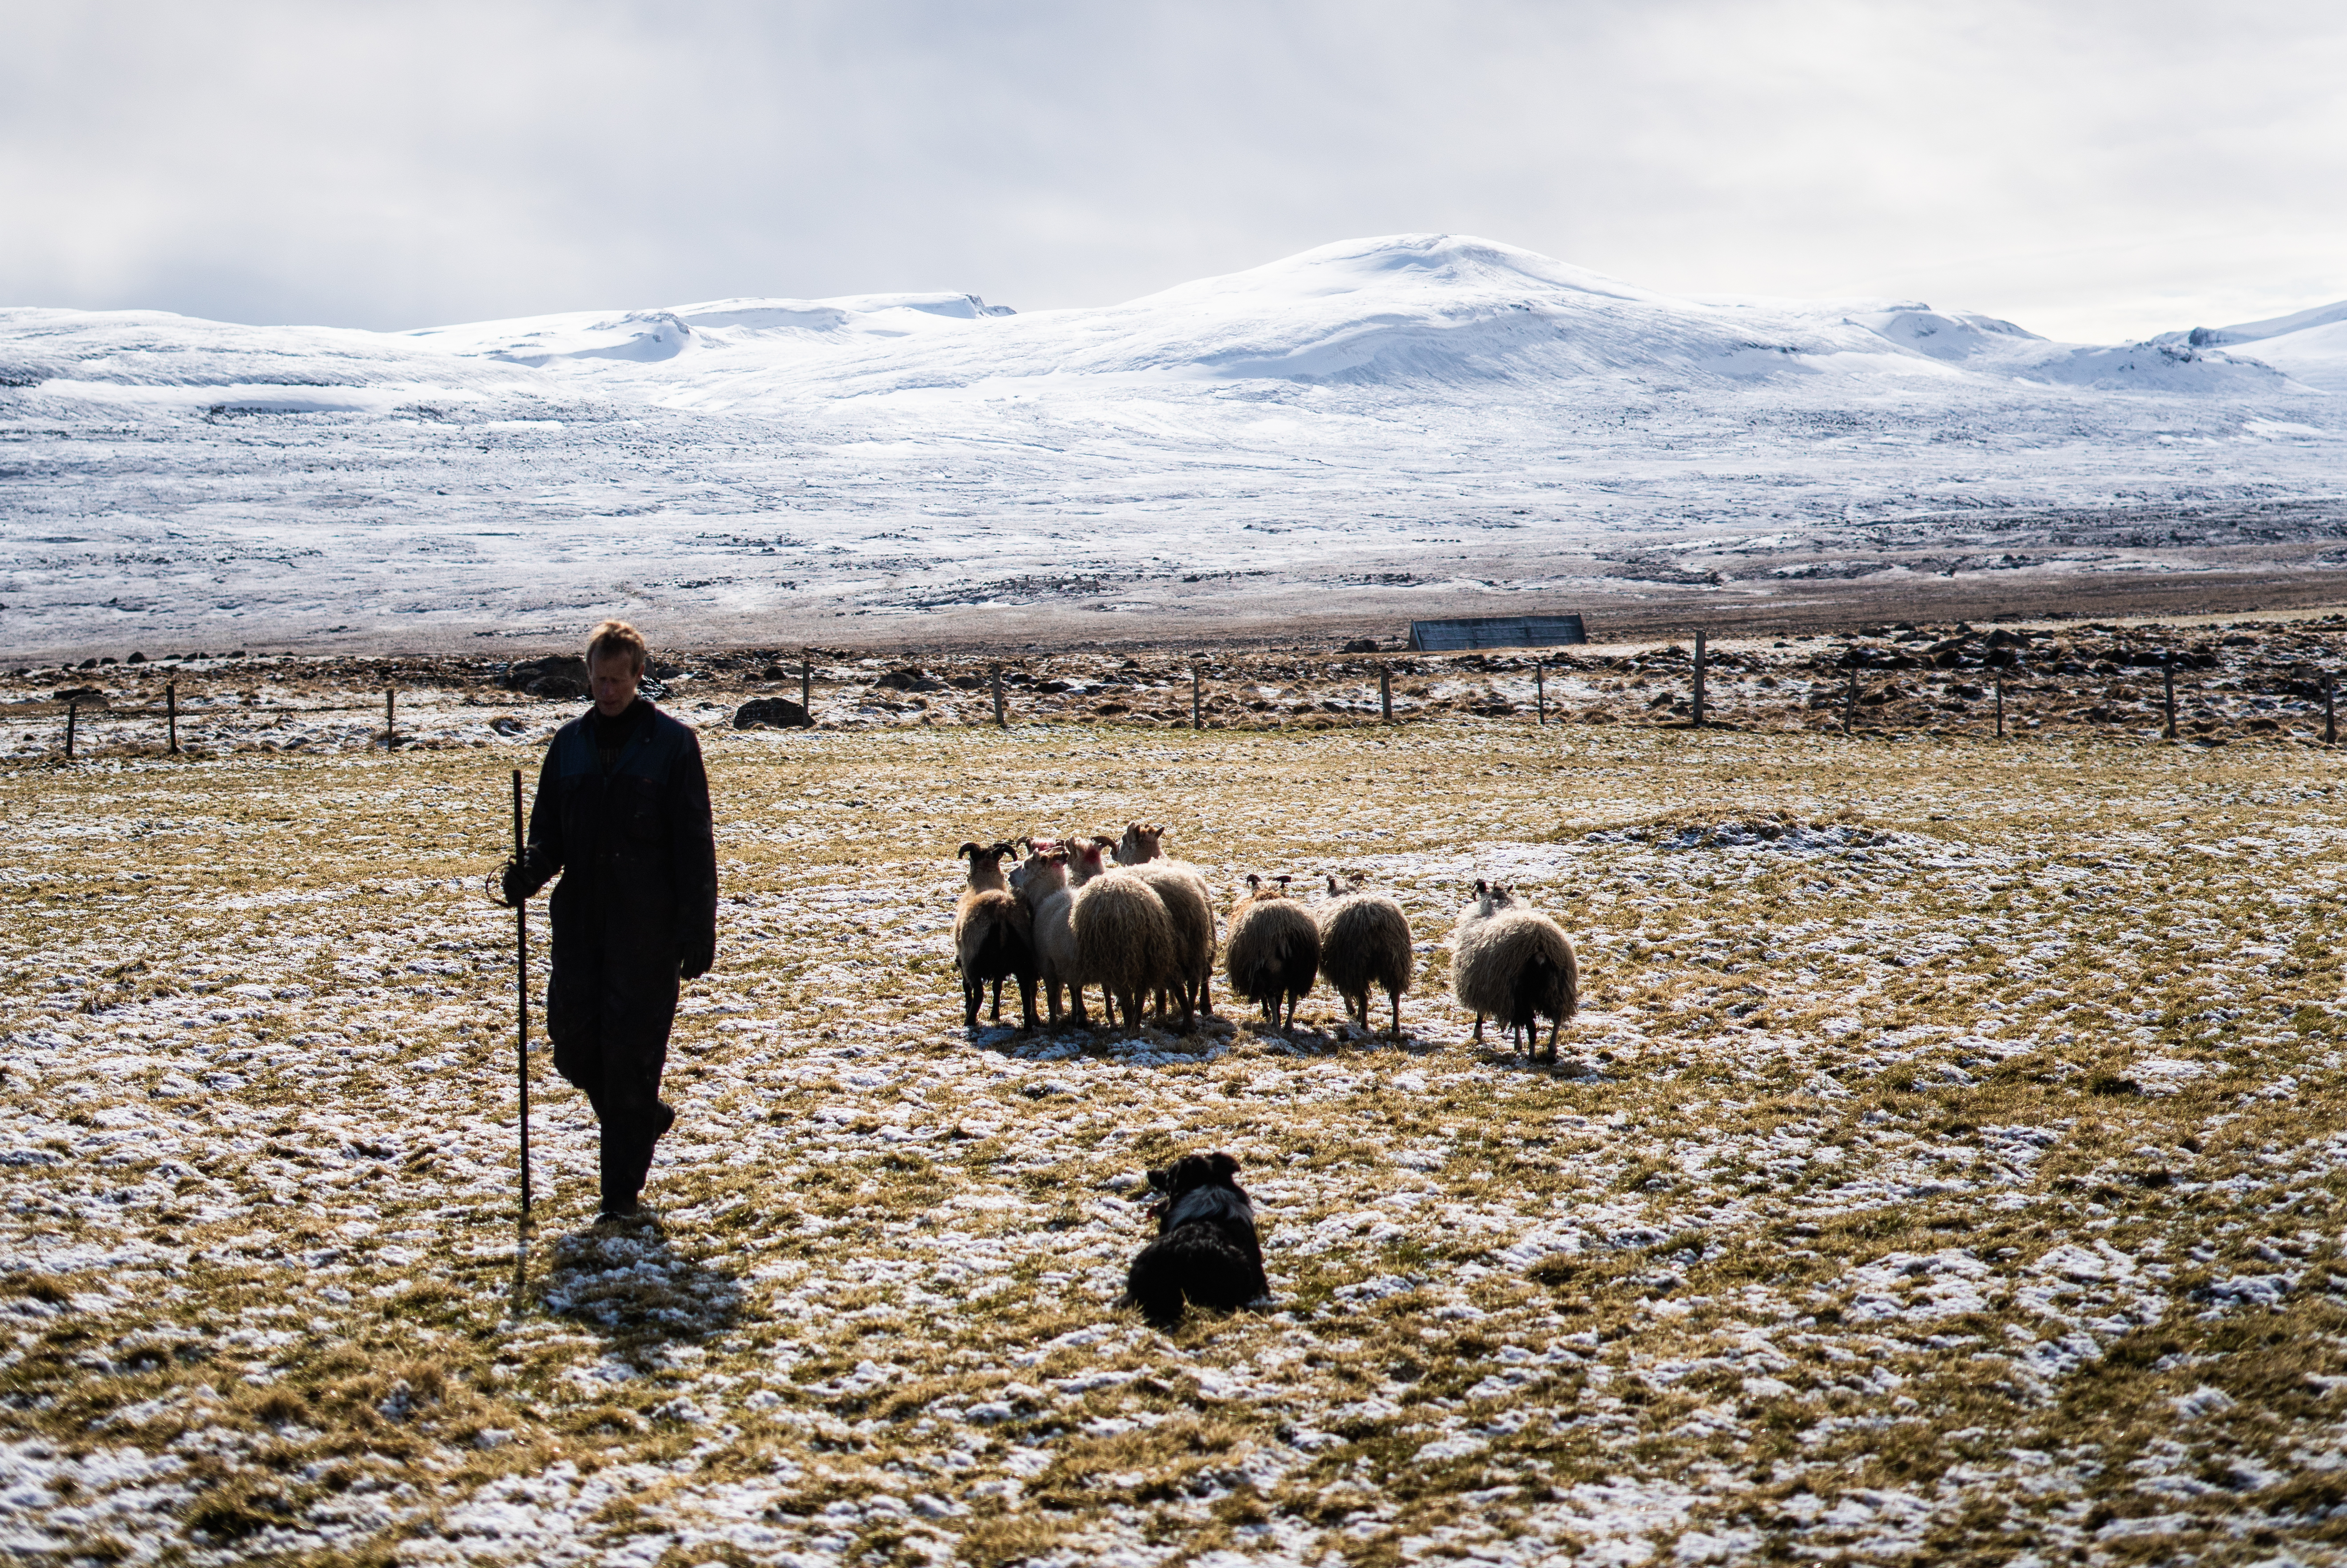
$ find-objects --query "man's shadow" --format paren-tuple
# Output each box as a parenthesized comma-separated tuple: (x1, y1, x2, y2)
(522, 1215, 744, 1345)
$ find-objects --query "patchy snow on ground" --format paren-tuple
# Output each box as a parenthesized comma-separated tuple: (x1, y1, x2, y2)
(5, 717, 2347, 1563)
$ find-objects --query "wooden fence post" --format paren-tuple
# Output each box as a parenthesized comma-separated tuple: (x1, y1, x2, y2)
(1692, 630, 1707, 728)
(64, 702, 78, 760)
(1378, 664, 1391, 724)
(384, 688, 397, 750)
(2162, 651, 2176, 741)
(166, 682, 179, 755)
(1994, 672, 2005, 739)
(2328, 674, 2338, 745)
(1193, 665, 1204, 731)
(1535, 659, 1546, 726)
(800, 655, 812, 715)
(991, 666, 1006, 729)
(1842, 660, 1859, 734)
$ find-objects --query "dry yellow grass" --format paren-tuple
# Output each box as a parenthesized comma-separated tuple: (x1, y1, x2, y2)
(4, 716, 2346, 1565)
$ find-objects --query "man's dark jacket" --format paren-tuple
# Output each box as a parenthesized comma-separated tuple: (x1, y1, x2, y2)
(516, 699, 717, 1057)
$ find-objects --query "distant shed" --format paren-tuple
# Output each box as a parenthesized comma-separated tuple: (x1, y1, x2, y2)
(1407, 614, 1587, 652)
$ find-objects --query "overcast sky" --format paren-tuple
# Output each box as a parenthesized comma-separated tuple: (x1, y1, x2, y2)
(5, 0, 2342, 343)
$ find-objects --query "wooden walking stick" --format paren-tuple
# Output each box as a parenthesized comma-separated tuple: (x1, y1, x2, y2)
(511, 768, 532, 1222)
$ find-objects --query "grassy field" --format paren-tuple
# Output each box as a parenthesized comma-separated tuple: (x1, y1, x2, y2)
(4, 716, 2347, 1566)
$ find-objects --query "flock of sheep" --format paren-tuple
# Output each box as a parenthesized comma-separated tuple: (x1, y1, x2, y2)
(951, 824, 1582, 1059)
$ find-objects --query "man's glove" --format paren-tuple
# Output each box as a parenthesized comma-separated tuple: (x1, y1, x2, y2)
(496, 859, 531, 908)
(679, 940, 714, 982)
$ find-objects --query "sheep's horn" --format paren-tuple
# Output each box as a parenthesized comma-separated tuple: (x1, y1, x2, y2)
(1246, 873, 1261, 889)
(1474, 878, 1488, 894)
(958, 842, 982, 859)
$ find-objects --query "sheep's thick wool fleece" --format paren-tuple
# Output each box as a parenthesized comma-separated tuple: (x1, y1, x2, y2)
(514, 698, 718, 1207)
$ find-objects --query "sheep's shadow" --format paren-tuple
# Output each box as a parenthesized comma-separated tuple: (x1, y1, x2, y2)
(1468, 1043, 1617, 1081)
(533, 1215, 744, 1345)
(963, 1011, 1456, 1063)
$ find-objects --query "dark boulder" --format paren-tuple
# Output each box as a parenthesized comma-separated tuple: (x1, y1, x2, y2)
(734, 697, 814, 729)
(1341, 638, 1379, 654)
(873, 667, 946, 692)
(509, 654, 589, 694)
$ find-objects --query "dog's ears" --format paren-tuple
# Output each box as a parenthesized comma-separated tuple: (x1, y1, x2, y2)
(1210, 1151, 1241, 1179)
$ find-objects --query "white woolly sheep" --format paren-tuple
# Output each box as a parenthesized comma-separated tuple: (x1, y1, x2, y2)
(953, 842, 1036, 1030)
(1072, 870, 1179, 1032)
(1066, 835, 1190, 1030)
(1111, 822, 1217, 1018)
(1317, 873, 1413, 1036)
(1014, 840, 1090, 1027)
(1448, 880, 1579, 1061)
(1225, 874, 1321, 1029)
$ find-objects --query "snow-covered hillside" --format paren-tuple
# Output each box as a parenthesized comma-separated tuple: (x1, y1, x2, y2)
(2, 235, 2342, 658)
(2154, 298, 2347, 392)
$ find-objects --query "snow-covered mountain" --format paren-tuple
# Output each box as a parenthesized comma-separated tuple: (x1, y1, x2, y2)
(2, 234, 2341, 658)
(2153, 298, 2347, 392)
(389, 234, 2299, 401)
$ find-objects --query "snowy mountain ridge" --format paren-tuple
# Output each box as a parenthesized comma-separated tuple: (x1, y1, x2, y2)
(3, 234, 2345, 658)
(391, 233, 2311, 403)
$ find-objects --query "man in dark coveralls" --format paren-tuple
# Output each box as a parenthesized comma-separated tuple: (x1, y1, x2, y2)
(498, 620, 717, 1221)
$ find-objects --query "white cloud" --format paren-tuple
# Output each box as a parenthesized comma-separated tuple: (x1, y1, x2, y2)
(1, 0, 2341, 341)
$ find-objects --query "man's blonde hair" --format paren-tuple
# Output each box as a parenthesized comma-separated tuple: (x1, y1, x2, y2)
(586, 619, 648, 675)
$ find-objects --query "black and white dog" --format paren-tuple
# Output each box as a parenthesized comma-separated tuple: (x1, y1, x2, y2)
(1124, 1152, 1268, 1326)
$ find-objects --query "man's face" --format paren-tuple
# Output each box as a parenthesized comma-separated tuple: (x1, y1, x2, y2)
(590, 652, 641, 718)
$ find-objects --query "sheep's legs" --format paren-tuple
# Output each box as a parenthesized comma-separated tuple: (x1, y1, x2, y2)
(962, 973, 983, 1028)
(1545, 1016, 1561, 1062)
(1390, 992, 1401, 1036)
(1016, 976, 1038, 1032)
(1472, 1014, 1485, 1043)
(988, 976, 1004, 1023)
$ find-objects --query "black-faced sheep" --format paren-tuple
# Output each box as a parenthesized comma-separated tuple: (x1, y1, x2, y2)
(1225, 874, 1320, 1029)
(1448, 880, 1579, 1061)
(1317, 873, 1413, 1036)
(953, 841, 1037, 1030)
